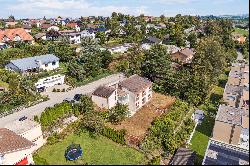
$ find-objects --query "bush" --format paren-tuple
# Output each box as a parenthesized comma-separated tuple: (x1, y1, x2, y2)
(62, 88, 65, 92)
(47, 133, 60, 145)
(52, 88, 56, 92)
(57, 89, 60, 92)
(39, 102, 74, 129)
(101, 127, 126, 145)
(148, 156, 161, 165)
(33, 154, 49, 165)
(34, 115, 39, 122)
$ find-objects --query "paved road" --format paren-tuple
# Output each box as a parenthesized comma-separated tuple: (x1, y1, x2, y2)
(0, 73, 125, 127)
(236, 51, 244, 61)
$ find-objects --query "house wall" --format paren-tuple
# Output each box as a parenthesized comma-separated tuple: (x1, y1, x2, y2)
(47, 26, 59, 31)
(19, 125, 45, 150)
(92, 90, 117, 109)
(121, 86, 152, 116)
(40, 61, 59, 71)
(69, 35, 81, 44)
(35, 75, 65, 89)
(171, 52, 186, 63)
(1, 149, 34, 165)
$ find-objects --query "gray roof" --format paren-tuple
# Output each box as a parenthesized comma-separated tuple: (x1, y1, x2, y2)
(8, 54, 59, 71)
(203, 140, 249, 165)
(144, 36, 162, 44)
(170, 147, 196, 165)
(92, 86, 116, 98)
(119, 74, 152, 93)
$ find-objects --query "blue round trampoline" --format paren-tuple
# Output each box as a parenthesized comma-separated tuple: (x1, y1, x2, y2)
(65, 144, 83, 161)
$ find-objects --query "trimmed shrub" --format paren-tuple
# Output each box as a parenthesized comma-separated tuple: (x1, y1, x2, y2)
(61, 88, 66, 92)
(52, 88, 56, 92)
(57, 89, 60, 92)
(101, 127, 126, 145)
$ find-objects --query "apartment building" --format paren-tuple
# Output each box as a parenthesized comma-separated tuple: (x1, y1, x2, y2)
(92, 74, 152, 116)
(203, 61, 249, 165)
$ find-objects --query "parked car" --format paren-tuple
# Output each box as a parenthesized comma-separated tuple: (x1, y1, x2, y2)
(73, 94, 82, 101)
(19, 116, 27, 121)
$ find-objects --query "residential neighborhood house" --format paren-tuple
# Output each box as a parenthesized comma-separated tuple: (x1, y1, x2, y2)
(5, 54, 60, 74)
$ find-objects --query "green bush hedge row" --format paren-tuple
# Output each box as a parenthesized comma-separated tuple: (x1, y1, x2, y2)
(101, 127, 126, 145)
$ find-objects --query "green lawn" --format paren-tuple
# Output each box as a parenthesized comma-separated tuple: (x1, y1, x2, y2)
(234, 28, 249, 36)
(189, 72, 227, 164)
(34, 131, 146, 165)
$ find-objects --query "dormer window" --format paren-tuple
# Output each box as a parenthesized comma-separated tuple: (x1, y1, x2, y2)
(52, 61, 56, 65)
(45, 64, 48, 67)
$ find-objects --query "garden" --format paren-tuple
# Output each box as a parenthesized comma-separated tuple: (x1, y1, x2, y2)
(33, 130, 147, 165)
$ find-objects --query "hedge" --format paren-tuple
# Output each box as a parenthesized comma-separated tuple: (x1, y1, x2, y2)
(101, 127, 126, 145)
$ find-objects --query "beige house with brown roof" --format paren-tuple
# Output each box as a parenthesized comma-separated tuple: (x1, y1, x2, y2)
(92, 75, 152, 116)
(119, 74, 153, 116)
(92, 86, 118, 109)
(0, 128, 34, 165)
(171, 48, 195, 64)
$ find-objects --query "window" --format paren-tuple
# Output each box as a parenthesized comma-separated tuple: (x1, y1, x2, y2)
(142, 97, 146, 104)
(45, 64, 48, 67)
(136, 94, 139, 101)
(149, 86, 152, 92)
(142, 91, 146, 96)
(52, 61, 56, 65)
(148, 94, 151, 99)
(136, 102, 139, 108)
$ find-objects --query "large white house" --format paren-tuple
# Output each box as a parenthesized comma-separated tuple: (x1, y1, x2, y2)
(35, 74, 65, 92)
(5, 118, 45, 151)
(0, 128, 34, 165)
(92, 74, 152, 116)
(5, 54, 60, 74)
(62, 32, 82, 44)
(108, 43, 133, 54)
(119, 75, 153, 115)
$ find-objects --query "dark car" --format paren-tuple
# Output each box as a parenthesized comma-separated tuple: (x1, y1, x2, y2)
(73, 94, 82, 101)
(19, 116, 27, 121)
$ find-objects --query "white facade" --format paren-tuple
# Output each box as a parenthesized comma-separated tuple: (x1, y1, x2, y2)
(68, 34, 81, 44)
(141, 43, 151, 50)
(47, 26, 60, 31)
(1, 149, 34, 165)
(39, 60, 59, 71)
(121, 86, 152, 116)
(108, 43, 133, 54)
(5, 119, 46, 151)
(92, 89, 117, 109)
(81, 30, 95, 39)
(35, 74, 65, 90)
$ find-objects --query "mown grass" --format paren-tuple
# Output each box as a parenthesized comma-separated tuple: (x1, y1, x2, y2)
(34, 131, 147, 165)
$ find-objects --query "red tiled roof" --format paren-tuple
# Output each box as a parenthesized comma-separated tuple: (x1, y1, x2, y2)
(66, 23, 78, 28)
(0, 128, 34, 155)
(40, 23, 52, 29)
(0, 28, 33, 42)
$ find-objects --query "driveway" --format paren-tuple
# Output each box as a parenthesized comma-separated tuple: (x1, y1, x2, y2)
(0, 73, 125, 127)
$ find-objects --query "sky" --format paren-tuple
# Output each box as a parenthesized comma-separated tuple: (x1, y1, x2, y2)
(0, 0, 249, 19)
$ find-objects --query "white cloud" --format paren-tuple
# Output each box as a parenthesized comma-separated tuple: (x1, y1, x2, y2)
(8, 0, 149, 18)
